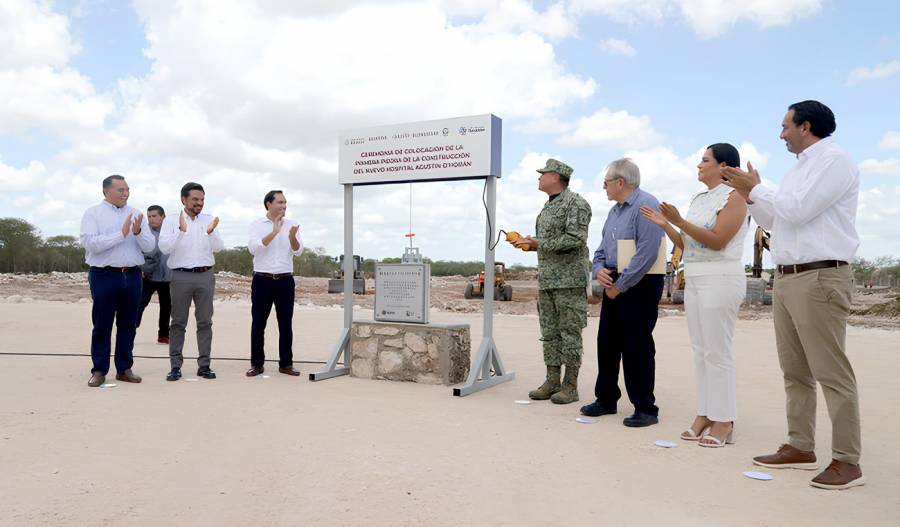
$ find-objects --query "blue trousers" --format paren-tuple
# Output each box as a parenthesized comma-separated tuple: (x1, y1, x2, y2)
(88, 267, 142, 374)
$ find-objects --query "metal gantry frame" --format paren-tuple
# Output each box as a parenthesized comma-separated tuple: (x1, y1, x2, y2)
(309, 177, 515, 396)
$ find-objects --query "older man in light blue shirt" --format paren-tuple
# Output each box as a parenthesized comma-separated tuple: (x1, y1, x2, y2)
(581, 158, 665, 428)
(79, 175, 155, 387)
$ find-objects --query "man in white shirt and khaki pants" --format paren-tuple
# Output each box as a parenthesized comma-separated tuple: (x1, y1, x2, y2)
(724, 100, 864, 490)
(80, 175, 156, 387)
(246, 190, 304, 377)
(158, 182, 224, 381)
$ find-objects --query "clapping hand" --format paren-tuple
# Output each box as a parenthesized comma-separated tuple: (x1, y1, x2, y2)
(271, 213, 284, 235)
(289, 224, 299, 238)
(639, 206, 668, 227)
(206, 217, 219, 235)
(179, 212, 187, 232)
(721, 162, 761, 199)
(132, 213, 144, 235)
(659, 202, 684, 227)
(121, 214, 134, 237)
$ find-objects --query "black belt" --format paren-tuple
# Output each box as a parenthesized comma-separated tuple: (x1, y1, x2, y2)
(91, 266, 139, 273)
(173, 266, 212, 273)
(777, 260, 847, 275)
(254, 272, 293, 279)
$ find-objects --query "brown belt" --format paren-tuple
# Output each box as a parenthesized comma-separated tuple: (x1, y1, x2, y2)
(253, 272, 293, 280)
(777, 260, 847, 275)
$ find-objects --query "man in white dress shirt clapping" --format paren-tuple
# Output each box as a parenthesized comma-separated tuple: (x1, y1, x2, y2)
(723, 100, 865, 490)
(158, 182, 224, 381)
(79, 175, 155, 387)
(246, 190, 304, 377)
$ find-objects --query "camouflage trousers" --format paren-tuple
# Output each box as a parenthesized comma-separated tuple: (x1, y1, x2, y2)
(537, 287, 587, 368)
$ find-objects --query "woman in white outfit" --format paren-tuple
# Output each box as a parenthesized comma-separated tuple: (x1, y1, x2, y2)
(641, 143, 750, 448)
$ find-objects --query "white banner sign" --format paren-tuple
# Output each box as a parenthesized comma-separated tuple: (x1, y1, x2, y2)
(339, 114, 501, 185)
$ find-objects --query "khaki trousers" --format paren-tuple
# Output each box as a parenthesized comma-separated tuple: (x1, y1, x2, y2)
(774, 265, 861, 464)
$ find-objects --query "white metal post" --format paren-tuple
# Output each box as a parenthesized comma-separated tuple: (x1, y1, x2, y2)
(309, 183, 353, 381)
(453, 175, 514, 396)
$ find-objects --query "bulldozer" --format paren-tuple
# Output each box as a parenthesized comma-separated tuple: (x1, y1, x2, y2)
(464, 261, 513, 301)
(327, 254, 366, 295)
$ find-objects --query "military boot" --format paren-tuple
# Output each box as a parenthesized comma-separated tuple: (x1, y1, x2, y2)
(528, 365, 561, 400)
(550, 364, 579, 404)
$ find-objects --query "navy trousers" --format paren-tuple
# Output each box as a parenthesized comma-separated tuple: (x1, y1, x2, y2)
(250, 274, 295, 368)
(593, 273, 664, 416)
(88, 267, 142, 374)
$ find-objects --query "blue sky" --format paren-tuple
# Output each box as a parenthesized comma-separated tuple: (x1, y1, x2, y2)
(1, 0, 898, 265)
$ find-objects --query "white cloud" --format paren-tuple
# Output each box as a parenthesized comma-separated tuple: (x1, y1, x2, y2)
(570, 0, 670, 24)
(599, 37, 636, 56)
(0, 0, 112, 139)
(846, 60, 900, 86)
(860, 158, 900, 177)
(1, 1, 600, 261)
(0, 0, 77, 68)
(878, 131, 900, 150)
(572, 0, 822, 38)
(676, 0, 822, 38)
(857, 185, 900, 258)
(558, 108, 662, 150)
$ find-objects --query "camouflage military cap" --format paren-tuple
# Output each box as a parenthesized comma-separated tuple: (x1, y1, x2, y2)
(536, 158, 573, 179)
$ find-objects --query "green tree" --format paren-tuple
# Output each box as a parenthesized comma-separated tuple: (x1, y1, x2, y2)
(0, 218, 43, 273)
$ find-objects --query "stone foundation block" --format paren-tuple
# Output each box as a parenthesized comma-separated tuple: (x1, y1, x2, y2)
(350, 321, 470, 385)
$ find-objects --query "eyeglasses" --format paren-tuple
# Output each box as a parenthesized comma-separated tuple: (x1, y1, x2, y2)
(603, 176, 622, 189)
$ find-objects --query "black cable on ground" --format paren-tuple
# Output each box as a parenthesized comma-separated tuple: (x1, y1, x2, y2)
(0, 352, 331, 365)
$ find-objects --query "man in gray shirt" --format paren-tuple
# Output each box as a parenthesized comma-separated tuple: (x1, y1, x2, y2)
(580, 158, 665, 428)
(137, 205, 173, 345)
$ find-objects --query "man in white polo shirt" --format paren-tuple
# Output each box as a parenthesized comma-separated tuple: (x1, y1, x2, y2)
(723, 100, 864, 490)
(158, 182, 224, 381)
(246, 190, 304, 377)
(79, 175, 155, 387)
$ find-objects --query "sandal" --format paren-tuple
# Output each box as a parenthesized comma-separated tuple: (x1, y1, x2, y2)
(680, 420, 711, 441)
(699, 423, 734, 448)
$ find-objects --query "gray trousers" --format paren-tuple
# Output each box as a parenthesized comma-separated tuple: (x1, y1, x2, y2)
(169, 270, 215, 370)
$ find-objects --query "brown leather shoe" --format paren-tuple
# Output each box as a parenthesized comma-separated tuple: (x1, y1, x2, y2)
(278, 366, 300, 376)
(753, 444, 818, 470)
(246, 366, 264, 377)
(115, 369, 142, 383)
(810, 460, 865, 490)
(88, 372, 106, 387)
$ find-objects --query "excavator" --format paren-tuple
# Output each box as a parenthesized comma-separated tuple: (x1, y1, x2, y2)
(667, 226, 771, 305)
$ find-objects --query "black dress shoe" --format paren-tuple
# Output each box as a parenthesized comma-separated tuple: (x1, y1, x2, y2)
(623, 412, 659, 428)
(246, 366, 264, 377)
(166, 368, 182, 382)
(580, 400, 617, 417)
(197, 368, 217, 379)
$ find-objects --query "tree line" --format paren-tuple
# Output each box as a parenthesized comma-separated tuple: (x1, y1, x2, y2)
(0, 218, 536, 277)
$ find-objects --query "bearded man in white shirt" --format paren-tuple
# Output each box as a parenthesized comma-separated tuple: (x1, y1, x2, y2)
(723, 100, 864, 490)
(245, 190, 304, 377)
(158, 182, 224, 381)
(79, 175, 156, 387)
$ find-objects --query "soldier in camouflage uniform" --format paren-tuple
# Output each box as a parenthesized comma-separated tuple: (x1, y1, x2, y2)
(510, 159, 592, 404)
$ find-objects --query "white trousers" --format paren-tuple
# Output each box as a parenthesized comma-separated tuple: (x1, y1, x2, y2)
(684, 274, 745, 422)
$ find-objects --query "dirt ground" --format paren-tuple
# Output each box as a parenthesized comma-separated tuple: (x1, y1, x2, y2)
(0, 281, 898, 525)
(2, 272, 898, 327)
